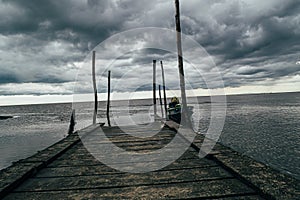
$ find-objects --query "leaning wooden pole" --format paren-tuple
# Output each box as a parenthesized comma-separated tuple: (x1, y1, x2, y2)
(175, 0, 190, 126)
(106, 70, 111, 127)
(160, 61, 168, 119)
(153, 60, 157, 120)
(92, 51, 98, 125)
(159, 85, 164, 119)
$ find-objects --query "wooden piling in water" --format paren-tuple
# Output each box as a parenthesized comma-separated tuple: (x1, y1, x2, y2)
(160, 61, 168, 119)
(67, 109, 75, 135)
(159, 85, 164, 119)
(153, 60, 157, 120)
(92, 51, 98, 125)
(106, 70, 111, 127)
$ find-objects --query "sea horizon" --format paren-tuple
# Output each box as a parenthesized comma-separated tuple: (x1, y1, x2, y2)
(1, 90, 299, 107)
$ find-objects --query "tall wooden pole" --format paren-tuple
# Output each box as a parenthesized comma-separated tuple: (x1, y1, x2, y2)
(106, 70, 111, 127)
(159, 85, 164, 119)
(92, 51, 98, 125)
(160, 61, 168, 119)
(153, 60, 157, 120)
(175, 0, 190, 126)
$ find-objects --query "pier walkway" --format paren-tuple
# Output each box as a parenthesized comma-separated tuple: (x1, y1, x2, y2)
(0, 123, 299, 199)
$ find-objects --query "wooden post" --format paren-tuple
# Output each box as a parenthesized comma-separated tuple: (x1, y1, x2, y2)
(68, 109, 75, 135)
(106, 70, 111, 127)
(160, 61, 168, 119)
(159, 85, 164, 119)
(153, 60, 157, 120)
(175, 0, 190, 126)
(92, 51, 98, 125)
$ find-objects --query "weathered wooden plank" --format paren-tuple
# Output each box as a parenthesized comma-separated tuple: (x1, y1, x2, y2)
(15, 166, 234, 192)
(55, 142, 199, 159)
(0, 162, 44, 199)
(48, 149, 203, 168)
(36, 159, 218, 178)
(5, 179, 255, 200)
(48, 156, 210, 169)
(214, 151, 300, 200)
(82, 135, 177, 148)
(0, 132, 81, 199)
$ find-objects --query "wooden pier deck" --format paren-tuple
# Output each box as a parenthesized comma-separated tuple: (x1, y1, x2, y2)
(0, 123, 299, 199)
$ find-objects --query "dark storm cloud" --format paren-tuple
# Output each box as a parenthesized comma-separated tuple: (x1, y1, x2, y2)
(184, 0, 300, 88)
(0, 72, 19, 84)
(0, 0, 164, 91)
(0, 0, 300, 95)
(0, 0, 116, 51)
(181, 1, 300, 61)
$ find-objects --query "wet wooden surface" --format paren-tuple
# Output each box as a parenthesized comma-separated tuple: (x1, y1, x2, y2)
(1, 123, 299, 199)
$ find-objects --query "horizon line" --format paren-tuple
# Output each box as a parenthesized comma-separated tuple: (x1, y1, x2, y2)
(0, 90, 299, 107)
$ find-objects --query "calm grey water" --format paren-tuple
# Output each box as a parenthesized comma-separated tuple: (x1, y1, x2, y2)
(0, 103, 72, 170)
(0, 92, 299, 180)
(196, 92, 300, 180)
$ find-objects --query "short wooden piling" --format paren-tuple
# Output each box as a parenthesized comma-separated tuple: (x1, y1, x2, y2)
(160, 61, 168, 119)
(67, 109, 75, 135)
(153, 60, 157, 120)
(92, 51, 98, 125)
(159, 85, 164, 119)
(106, 70, 111, 127)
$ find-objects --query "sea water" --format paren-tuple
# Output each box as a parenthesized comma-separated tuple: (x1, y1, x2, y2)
(0, 92, 299, 180)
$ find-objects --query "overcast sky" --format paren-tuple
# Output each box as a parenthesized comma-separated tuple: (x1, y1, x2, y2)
(0, 0, 300, 104)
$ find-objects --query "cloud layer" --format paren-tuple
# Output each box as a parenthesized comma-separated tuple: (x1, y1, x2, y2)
(0, 0, 300, 96)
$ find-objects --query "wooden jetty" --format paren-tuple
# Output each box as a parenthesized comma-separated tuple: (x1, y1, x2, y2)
(0, 122, 299, 199)
(1, 1, 299, 199)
